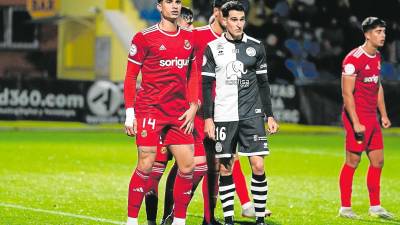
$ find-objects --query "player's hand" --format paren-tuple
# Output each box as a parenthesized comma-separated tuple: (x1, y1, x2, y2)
(267, 117, 279, 134)
(353, 122, 366, 134)
(381, 116, 391, 129)
(125, 108, 137, 136)
(204, 118, 216, 140)
(179, 103, 198, 134)
(125, 119, 137, 136)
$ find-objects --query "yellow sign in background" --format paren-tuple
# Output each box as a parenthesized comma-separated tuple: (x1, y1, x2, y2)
(26, 0, 60, 19)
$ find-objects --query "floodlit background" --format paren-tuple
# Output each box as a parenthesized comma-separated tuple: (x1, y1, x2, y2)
(0, 0, 399, 224)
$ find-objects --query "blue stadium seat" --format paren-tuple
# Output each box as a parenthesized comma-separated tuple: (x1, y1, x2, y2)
(303, 40, 320, 57)
(140, 9, 160, 24)
(284, 39, 303, 58)
(285, 58, 301, 78)
(300, 60, 319, 79)
(380, 62, 396, 80)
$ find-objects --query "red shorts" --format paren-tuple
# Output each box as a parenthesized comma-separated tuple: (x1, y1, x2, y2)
(154, 115, 205, 162)
(342, 112, 383, 152)
(136, 114, 194, 147)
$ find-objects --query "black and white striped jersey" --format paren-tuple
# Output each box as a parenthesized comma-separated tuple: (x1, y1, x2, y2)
(202, 33, 270, 122)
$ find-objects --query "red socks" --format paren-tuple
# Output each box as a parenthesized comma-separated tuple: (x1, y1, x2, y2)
(233, 159, 251, 205)
(367, 166, 382, 206)
(128, 169, 150, 218)
(193, 162, 208, 188)
(173, 170, 193, 219)
(339, 164, 356, 207)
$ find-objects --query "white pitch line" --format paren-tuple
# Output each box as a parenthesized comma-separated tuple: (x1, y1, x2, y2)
(0, 202, 124, 225)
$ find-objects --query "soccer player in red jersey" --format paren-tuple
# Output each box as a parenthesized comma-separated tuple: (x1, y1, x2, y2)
(339, 17, 393, 219)
(123, 0, 199, 224)
(142, 7, 209, 225)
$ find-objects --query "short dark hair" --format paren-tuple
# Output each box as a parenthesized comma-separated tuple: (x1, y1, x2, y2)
(180, 6, 194, 25)
(213, 0, 230, 8)
(361, 17, 386, 33)
(221, 1, 245, 18)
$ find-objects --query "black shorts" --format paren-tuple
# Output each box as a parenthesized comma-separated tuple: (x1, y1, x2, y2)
(214, 117, 269, 158)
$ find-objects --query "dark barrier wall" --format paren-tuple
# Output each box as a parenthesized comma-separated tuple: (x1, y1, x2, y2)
(0, 79, 125, 123)
(296, 81, 400, 126)
(0, 79, 398, 126)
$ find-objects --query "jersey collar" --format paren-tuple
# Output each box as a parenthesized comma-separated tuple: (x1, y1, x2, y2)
(223, 33, 248, 43)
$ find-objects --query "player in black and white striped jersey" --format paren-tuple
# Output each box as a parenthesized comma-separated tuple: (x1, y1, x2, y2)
(201, 1, 278, 225)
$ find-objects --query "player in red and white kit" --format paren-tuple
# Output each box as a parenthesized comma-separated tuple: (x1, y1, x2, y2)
(339, 17, 393, 219)
(123, 0, 199, 225)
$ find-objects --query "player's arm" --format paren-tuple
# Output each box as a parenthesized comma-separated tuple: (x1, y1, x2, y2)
(341, 68, 365, 134)
(256, 44, 278, 134)
(124, 62, 140, 136)
(179, 52, 199, 134)
(202, 45, 217, 140)
(124, 33, 147, 136)
(377, 82, 391, 128)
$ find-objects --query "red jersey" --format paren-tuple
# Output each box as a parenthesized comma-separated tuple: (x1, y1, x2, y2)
(125, 24, 197, 117)
(342, 46, 381, 116)
(193, 25, 221, 105)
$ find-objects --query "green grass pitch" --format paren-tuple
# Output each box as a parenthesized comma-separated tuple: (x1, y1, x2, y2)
(0, 122, 399, 225)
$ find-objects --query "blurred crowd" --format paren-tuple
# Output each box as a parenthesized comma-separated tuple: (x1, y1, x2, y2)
(194, 0, 400, 83)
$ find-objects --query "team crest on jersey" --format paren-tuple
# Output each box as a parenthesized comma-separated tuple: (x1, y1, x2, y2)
(215, 142, 223, 153)
(184, 40, 191, 50)
(129, 44, 137, 56)
(141, 130, 147, 138)
(246, 47, 256, 57)
(160, 146, 167, 154)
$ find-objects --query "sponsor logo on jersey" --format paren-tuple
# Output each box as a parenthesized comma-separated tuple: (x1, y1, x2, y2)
(225, 79, 249, 87)
(226, 60, 247, 79)
(215, 142, 223, 152)
(363, 75, 379, 83)
(365, 64, 370, 70)
(159, 44, 167, 51)
(246, 47, 256, 57)
(129, 44, 137, 56)
(160, 57, 190, 69)
(255, 108, 262, 113)
(260, 63, 267, 69)
(184, 40, 191, 50)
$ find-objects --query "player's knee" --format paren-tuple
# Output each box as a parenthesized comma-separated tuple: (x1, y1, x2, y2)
(219, 158, 233, 175)
(346, 157, 361, 168)
(137, 161, 153, 173)
(251, 160, 264, 174)
(371, 159, 384, 168)
(177, 162, 195, 174)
